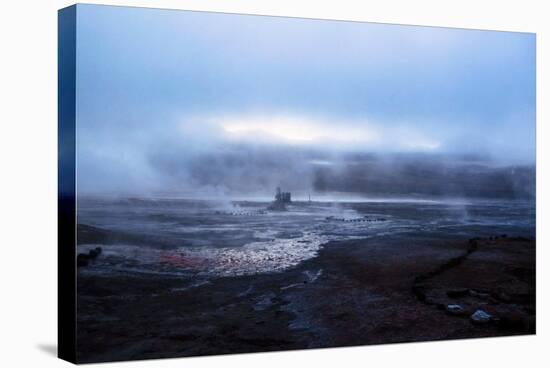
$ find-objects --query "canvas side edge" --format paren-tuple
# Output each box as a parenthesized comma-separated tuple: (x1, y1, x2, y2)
(58, 4, 77, 364)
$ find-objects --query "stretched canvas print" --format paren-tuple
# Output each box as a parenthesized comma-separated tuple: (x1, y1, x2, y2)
(58, 4, 536, 364)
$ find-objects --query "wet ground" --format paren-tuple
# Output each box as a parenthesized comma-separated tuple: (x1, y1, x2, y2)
(75, 198, 535, 363)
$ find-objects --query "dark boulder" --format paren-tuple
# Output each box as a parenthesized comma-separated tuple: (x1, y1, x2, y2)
(77, 253, 90, 267)
(77, 247, 103, 267)
(88, 247, 102, 259)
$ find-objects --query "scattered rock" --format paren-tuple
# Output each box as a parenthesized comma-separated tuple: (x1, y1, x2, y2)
(469, 289, 490, 299)
(446, 304, 468, 316)
(470, 309, 493, 324)
(495, 291, 512, 302)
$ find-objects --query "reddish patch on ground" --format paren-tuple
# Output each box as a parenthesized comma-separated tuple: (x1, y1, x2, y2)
(159, 252, 207, 268)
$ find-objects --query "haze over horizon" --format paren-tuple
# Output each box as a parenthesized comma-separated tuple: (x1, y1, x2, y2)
(75, 5, 536, 198)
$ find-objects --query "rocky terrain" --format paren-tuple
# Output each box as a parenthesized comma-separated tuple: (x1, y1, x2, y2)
(77, 234, 535, 363)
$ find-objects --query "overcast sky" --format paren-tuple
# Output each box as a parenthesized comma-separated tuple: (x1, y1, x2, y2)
(75, 4, 535, 196)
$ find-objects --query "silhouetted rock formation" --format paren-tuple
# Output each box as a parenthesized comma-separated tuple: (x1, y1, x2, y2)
(77, 247, 103, 268)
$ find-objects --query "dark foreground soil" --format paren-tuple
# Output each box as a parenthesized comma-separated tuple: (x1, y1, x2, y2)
(77, 235, 535, 363)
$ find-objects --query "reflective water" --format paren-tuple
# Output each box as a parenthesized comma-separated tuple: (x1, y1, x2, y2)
(77, 197, 535, 278)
